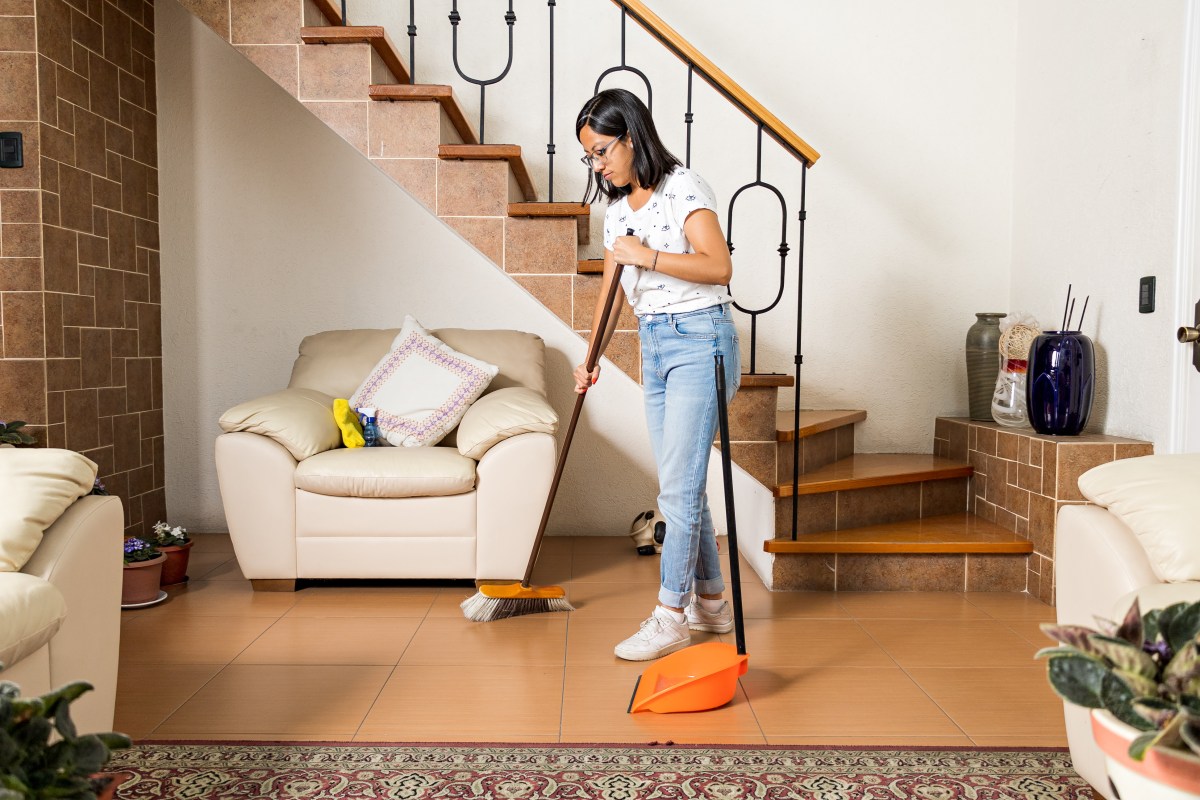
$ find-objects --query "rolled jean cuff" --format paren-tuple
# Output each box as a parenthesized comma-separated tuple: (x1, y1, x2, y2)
(658, 578, 725, 608)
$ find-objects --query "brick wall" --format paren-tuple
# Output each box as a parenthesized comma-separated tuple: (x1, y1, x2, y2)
(0, 0, 164, 537)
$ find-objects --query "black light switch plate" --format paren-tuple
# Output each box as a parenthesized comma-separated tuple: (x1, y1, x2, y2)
(0, 132, 22, 168)
(1139, 275, 1156, 313)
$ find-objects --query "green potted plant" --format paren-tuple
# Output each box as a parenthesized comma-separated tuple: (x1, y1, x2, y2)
(0, 420, 36, 447)
(0, 677, 132, 799)
(1038, 598, 1200, 798)
(121, 537, 164, 607)
(151, 521, 192, 587)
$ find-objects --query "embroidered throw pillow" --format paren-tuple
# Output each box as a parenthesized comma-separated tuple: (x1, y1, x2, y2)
(350, 316, 499, 447)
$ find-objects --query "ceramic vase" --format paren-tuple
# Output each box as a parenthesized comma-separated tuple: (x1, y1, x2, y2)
(1026, 331, 1095, 436)
(1092, 710, 1200, 799)
(965, 312, 1006, 420)
(121, 554, 165, 605)
(158, 540, 194, 586)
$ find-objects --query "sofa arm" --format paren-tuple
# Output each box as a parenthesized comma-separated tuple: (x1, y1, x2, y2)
(1054, 504, 1158, 627)
(215, 432, 299, 580)
(20, 495, 122, 735)
(474, 431, 556, 580)
(219, 388, 342, 461)
(456, 387, 558, 460)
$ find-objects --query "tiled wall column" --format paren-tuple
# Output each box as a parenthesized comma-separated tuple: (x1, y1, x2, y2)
(0, 0, 164, 538)
(934, 418, 1153, 606)
(1, 2, 46, 438)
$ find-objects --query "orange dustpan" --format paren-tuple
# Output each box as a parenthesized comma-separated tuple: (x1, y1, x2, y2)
(628, 354, 749, 714)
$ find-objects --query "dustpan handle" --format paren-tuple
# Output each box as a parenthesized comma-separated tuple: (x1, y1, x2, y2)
(714, 354, 746, 656)
(520, 234, 632, 587)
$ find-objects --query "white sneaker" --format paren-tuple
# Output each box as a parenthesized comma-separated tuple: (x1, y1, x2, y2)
(614, 606, 691, 661)
(685, 598, 734, 633)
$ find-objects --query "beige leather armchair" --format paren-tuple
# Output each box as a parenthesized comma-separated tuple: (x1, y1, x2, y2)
(215, 327, 558, 590)
(2, 495, 123, 735)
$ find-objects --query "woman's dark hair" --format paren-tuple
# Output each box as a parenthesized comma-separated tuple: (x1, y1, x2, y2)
(576, 88, 681, 204)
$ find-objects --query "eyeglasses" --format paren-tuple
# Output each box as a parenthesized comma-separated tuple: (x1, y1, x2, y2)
(580, 134, 624, 168)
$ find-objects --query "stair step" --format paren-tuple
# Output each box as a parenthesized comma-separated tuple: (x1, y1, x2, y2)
(300, 26, 410, 84)
(764, 513, 1032, 554)
(777, 409, 866, 442)
(578, 258, 604, 274)
(439, 144, 536, 202)
(774, 453, 973, 498)
(739, 373, 793, 389)
(370, 84, 477, 145)
(509, 202, 591, 246)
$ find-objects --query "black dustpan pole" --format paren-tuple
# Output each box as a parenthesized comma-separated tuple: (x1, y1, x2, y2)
(714, 354, 746, 656)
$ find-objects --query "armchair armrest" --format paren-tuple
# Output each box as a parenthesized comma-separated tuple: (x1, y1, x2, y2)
(219, 388, 341, 460)
(456, 387, 558, 460)
(215, 432, 300, 580)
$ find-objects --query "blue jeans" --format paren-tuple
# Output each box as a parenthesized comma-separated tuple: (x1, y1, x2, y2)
(638, 303, 741, 608)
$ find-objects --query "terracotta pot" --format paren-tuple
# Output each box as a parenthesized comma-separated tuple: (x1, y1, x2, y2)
(158, 540, 194, 586)
(1092, 710, 1200, 799)
(122, 554, 166, 605)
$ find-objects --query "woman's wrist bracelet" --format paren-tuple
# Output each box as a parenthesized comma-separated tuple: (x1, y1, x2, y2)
(650, 250, 659, 271)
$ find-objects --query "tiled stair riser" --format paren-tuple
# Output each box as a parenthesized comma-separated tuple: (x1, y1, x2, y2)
(934, 418, 1154, 606)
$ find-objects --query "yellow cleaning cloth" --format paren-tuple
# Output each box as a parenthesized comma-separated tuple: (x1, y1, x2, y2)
(333, 399, 365, 448)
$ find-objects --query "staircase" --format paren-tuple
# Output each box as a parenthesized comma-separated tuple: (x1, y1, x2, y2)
(179, 0, 1033, 594)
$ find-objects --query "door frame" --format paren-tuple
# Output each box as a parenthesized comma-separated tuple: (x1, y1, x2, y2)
(1171, 0, 1200, 453)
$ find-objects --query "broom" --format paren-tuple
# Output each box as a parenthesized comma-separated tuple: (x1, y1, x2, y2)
(461, 235, 632, 622)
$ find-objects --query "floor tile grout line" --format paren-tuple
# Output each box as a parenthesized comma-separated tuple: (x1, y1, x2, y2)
(352, 663, 402, 742)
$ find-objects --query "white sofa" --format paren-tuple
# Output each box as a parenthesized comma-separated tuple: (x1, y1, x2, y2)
(1055, 454, 1200, 799)
(215, 327, 559, 590)
(0, 450, 123, 734)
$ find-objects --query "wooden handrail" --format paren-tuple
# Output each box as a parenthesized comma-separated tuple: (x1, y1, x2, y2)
(611, 0, 820, 166)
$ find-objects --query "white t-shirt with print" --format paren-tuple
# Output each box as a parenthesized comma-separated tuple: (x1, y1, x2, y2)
(602, 167, 732, 316)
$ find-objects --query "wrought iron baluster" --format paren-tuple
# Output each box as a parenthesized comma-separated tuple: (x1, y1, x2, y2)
(340, 0, 347, 25)
(547, 0, 556, 202)
(448, 0, 518, 144)
(790, 164, 809, 539)
(728, 124, 790, 375)
(593, 5, 652, 110)
(684, 64, 694, 168)
(407, 0, 417, 83)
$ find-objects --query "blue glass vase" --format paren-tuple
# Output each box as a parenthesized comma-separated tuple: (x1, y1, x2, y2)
(1025, 331, 1095, 436)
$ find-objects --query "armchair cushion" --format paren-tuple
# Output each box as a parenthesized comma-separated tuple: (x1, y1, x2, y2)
(1078, 453, 1200, 582)
(456, 387, 559, 460)
(219, 388, 341, 461)
(350, 315, 498, 447)
(0, 448, 97, 572)
(0, 572, 67, 667)
(295, 447, 477, 498)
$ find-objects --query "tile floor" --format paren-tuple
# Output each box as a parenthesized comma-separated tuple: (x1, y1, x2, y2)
(115, 534, 1067, 745)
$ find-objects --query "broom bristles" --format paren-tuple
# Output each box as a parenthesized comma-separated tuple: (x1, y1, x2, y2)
(461, 589, 574, 622)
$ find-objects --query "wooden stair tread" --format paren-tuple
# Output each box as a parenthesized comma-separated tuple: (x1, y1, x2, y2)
(578, 259, 604, 274)
(439, 144, 536, 201)
(509, 202, 591, 246)
(777, 409, 867, 442)
(764, 513, 1033, 554)
(300, 26, 410, 84)
(740, 373, 793, 388)
(775, 453, 972, 498)
(370, 84, 478, 145)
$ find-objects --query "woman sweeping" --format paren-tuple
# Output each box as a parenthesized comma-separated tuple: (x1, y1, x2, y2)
(574, 88, 741, 661)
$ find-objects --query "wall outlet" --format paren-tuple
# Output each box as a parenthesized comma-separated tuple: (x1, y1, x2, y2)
(1139, 275, 1155, 313)
(0, 132, 22, 169)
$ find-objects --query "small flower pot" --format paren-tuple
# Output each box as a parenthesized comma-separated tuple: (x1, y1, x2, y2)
(158, 540, 194, 586)
(122, 554, 166, 605)
(1092, 710, 1200, 799)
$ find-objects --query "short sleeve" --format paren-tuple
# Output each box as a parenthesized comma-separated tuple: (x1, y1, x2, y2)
(603, 205, 620, 251)
(670, 170, 718, 225)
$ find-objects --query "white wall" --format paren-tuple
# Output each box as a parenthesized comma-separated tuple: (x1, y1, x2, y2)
(157, 0, 672, 538)
(338, 0, 1020, 453)
(1010, 0, 1188, 446)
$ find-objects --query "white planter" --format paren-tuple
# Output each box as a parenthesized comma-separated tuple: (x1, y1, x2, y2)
(1092, 710, 1200, 799)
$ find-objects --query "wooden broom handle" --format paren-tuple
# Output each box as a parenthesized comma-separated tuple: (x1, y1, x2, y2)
(521, 239, 631, 586)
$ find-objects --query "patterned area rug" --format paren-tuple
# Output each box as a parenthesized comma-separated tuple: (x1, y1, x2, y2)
(105, 742, 1091, 799)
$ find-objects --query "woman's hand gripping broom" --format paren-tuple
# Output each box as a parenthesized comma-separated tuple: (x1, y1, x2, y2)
(461, 234, 633, 622)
